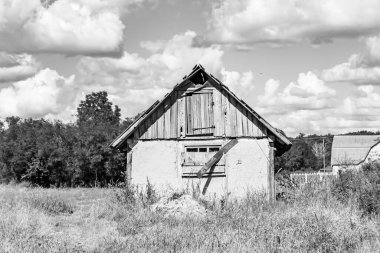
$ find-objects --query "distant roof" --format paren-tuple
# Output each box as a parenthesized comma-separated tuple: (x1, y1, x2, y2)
(331, 135, 380, 166)
(110, 65, 292, 153)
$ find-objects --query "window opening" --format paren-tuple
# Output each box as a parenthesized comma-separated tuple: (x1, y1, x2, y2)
(199, 147, 207, 152)
(186, 147, 198, 152)
(182, 145, 225, 177)
(209, 147, 220, 152)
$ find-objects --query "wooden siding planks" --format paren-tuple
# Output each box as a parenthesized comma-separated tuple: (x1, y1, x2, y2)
(134, 86, 266, 140)
(222, 90, 231, 137)
(186, 92, 214, 135)
(170, 92, 178, 137)
(213, 89, 223, 136)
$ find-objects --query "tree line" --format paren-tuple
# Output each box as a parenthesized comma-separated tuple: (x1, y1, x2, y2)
(0, 91, 133, 187)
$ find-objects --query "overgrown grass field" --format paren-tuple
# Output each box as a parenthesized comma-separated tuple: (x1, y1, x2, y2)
(1, 166, 380, 252)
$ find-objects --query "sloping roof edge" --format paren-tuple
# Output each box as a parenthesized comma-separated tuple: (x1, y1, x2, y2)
(110, 65, 292, 150)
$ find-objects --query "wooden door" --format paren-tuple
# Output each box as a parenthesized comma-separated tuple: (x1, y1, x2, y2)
(186, 92, 214, 135)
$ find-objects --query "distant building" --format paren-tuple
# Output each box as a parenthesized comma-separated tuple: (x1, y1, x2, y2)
(110, 65, 291, 199)
(331, 135, 380, 174)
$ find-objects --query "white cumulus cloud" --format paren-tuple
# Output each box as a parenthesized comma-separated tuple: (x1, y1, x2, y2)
(209, 0, 380, 46)
(255, 72, 339, 135)
(0, 68, 78, 120)
(258, 71, 336, 114)
(0, 0, 127, 55)
(0, 53, 40, 82)
(322, 34, 380, 84)
(255, 72, 380, 136)
(76, 31, 255, 116)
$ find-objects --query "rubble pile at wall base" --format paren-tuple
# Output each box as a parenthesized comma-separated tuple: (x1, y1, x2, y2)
(150, 195, 208, 218)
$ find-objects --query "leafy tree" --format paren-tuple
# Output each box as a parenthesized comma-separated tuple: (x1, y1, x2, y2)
(77, 91, 121, 129)
(74, 91, 126, 186)
(0, 91, 129, 187)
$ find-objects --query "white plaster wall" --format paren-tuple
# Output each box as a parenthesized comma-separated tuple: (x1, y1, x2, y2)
(227, 139, 270, 198)
(182, 177, 227, 199)
(131, 138, 271, 198)
(131, 141, 179, 193)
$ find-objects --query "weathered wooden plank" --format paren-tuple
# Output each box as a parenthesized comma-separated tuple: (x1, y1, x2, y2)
(144, 120, 149, 138)
(220, 91, 225, 137)
(242, 108, 248, 136)
(261, 122, 267, 136)
(222, 91, 230, 137)
(186, 96, 192, 135)
(209, 92, 214, 135)
(151, 111, 157, 139)
(126, 151, 132, 185)
(197, 94, 202, 134)
(229, 96, 237, 137)
(146, 114, 152, 138)
(164, 99, 171, 138)
(257, 117, 265, 136)
(179, 96, 185, 137)
(213, 89, 222, 136)
(198, 95, 202, 133)
(182, 165, 225, 174)
(170, 92, 178, 138)
(133, 124, 141, 140)
(268, 139, 275, 201)
(140, 121, 146, 139)
(157, 104, 164, 139)
(245, 113, 251, 137)
(249, 114, 257, 137)
(138, 121, 145, 139)
(235, 103, 243, 136)
(200, 94, 204, 134)
(197, 139, 238, 178)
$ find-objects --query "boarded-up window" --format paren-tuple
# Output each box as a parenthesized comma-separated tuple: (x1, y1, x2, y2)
(182, 145, 225, 177)
(184, 146, 220, 165)
(186, 92, 214, 135)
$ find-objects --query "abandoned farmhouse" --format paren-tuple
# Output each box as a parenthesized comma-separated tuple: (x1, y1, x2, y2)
(111, 65, 292, 199)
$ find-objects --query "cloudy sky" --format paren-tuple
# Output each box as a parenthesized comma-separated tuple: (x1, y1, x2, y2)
(1, 0, 380, 136)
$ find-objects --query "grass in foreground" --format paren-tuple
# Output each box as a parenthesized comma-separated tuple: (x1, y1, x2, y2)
(0, 175, 379, 253)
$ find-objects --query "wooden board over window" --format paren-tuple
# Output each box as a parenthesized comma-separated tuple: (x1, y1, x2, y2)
(186, 92, 214, 135)
(182, 145, 225, 177)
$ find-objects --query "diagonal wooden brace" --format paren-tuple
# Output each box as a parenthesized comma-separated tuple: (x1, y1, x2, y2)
(197, 139, 239, 178)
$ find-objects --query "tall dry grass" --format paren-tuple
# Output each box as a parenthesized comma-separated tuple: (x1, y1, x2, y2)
(0, 175, 379, 253)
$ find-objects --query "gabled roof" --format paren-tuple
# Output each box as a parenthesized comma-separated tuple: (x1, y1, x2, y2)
(331, 135, 380, 166)
(110, 65, 292, 153)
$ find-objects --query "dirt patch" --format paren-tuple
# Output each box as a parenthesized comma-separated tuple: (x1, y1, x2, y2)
(150, 195, 208, 218)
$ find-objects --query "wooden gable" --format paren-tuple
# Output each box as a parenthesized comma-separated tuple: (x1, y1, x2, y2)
(129, 72, 267, 140)
(111, 65, 291, 153)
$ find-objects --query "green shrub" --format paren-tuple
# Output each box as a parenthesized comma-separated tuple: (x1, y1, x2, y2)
(331, 162, 380, 215)
(112, 182, 137, 207)
(138, 178, 158, 207)
(112, 178, 158, 208)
